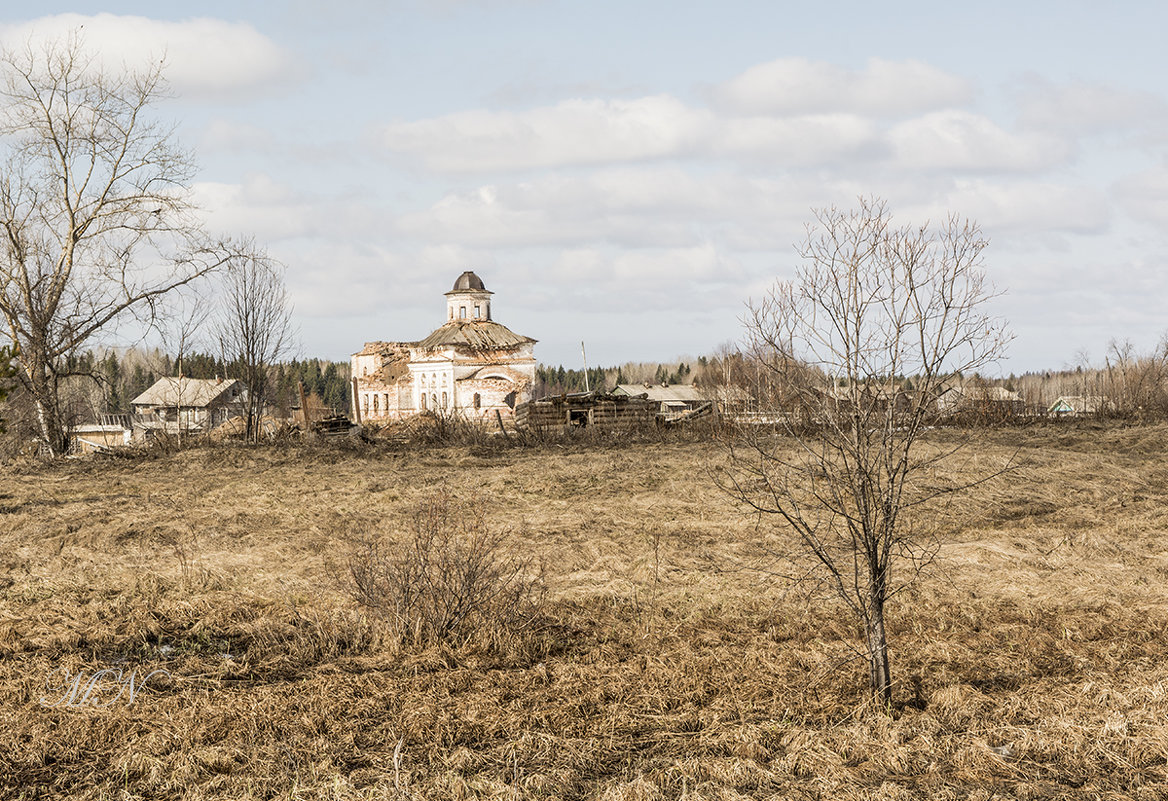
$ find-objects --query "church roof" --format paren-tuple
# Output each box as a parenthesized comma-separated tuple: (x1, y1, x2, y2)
(416, 320, 535, 351)
(446, 270, 491, 294)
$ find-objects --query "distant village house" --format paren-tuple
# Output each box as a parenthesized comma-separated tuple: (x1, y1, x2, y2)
(1048, 395, 1109, 417)
(69, 424, 132, 454)
(613, 383, 709, 420)
(131, 376, 247, 434)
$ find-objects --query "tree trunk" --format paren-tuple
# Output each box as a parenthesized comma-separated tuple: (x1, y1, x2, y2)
(865, 583, 892, 707)
(27, 359, 66, 457)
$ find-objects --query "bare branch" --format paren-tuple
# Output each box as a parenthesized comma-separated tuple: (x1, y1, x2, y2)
(0, 33, 232, 455)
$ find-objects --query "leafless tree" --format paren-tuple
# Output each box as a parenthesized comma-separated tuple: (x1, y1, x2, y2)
(214, 248, 294, 443)
(0, 34, 240, 455)
(1103, 338, 1168, 419)
(719, 198, 1012, 706)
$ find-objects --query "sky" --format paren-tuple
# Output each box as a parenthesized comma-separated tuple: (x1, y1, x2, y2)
(2, 1, 1167, 374)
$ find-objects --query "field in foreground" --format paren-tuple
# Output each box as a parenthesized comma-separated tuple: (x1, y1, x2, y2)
(1, 424, 1168, 800)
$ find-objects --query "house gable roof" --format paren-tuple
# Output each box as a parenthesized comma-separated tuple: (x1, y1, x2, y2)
(613, 383, 705, 403)
(131, 377, 243, 409)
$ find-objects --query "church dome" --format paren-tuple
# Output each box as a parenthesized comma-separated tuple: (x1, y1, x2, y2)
(450, 271, 487, 292)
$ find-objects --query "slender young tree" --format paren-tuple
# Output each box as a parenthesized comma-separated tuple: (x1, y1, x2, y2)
(215, 249, 295, 443)
(0, 34, 238, 455)
(720, 198, 1012, 706)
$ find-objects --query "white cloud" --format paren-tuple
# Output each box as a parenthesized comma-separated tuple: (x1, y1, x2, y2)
(717, 113, 881, 164)
(888, 111, 1071, 172)
(379, 95, 713, 172)
(609, 242, 740, 286)
(199, 120, 276, 152)
(376, 71, 1073, 177)
(712, 57, 972, 117)
(397, 166, 1119, 257)
(904, 180, 1111, 236)
(191, 174, 381, 242)
(379, 98, 888, 173)
(545, 244, 745, 311)
(1015, 78, 1168, 136)
(395, 168, 828, 250)
(0, 14, 297, 97)
(1113, 164, 1168, 226)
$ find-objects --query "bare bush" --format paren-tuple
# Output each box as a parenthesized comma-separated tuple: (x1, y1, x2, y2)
(347, 491, 544, 647)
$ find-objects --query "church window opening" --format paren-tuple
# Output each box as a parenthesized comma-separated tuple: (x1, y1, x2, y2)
(473, 393, 481, 409)
(474, 305, 481, 318)
(442, 391, 448, 408)
(459, 306, 466, 319)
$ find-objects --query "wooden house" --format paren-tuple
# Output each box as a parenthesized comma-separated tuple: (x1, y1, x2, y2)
(130, 377, 247, 436)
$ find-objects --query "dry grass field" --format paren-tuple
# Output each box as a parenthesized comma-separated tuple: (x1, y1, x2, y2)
(1, 423, 1168, 799)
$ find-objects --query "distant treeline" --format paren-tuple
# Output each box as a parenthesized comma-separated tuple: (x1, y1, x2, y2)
(534, 360, 696, 397)
(58, 348, 352, 420)
(22, 338, 1168, 434)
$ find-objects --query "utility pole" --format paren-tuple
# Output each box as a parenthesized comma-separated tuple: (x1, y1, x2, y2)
(581, 341, 590, 393)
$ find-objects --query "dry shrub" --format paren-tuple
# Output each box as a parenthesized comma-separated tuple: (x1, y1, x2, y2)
(388, 411, 497, 448)
(346, 489, 545, 648)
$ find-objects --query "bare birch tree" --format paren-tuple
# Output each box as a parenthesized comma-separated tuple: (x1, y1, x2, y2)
(215, 249, 294, 443)
(0, 34, 237, 455)
(720, 198, 1011, 706)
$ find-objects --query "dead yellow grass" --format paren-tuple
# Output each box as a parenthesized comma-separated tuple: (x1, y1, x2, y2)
(0, 424, 1167, 798)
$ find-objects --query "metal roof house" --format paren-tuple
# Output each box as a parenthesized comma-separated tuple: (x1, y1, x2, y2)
(1048, 395, 1109, 417)
(613, 383, 711, 422)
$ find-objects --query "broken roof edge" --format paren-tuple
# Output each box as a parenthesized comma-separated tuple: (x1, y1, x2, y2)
(354, 340, 417, 356)
(415, 319, 536, 351)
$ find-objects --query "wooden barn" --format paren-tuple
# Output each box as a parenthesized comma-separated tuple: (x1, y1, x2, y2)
(515, 391, 656, 432)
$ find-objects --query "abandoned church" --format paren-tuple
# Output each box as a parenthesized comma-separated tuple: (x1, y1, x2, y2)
(351, 271, 537, 423)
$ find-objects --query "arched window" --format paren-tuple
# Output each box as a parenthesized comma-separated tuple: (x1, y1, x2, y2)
(372, 394, 379, 414)
(473, 393, 481, 410)
(441, 391, 448, 409)
(362, 394, 369, 413)
(431, 394, 438, 410)
(384, 393, 390, 413)
(420, 393, 427, 411)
